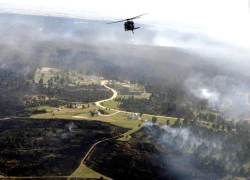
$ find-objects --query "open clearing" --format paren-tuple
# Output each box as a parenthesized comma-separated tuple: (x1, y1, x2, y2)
(32, 108, 141, 129)
(70, 164, 111, 179)
(34, 67, 103, 86)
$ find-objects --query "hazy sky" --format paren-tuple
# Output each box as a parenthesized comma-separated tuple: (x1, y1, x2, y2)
(0, 0, 250, 48)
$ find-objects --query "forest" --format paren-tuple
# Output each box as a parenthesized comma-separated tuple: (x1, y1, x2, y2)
(151, 115, 250, 178)
(1, 38, 250, 119)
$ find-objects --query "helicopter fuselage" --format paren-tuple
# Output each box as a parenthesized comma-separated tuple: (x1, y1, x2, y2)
(124, 21, 134, 31)
(106, 13, 147, 34)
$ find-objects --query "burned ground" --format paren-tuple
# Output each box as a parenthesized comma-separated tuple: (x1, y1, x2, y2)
(85, 127, 176, 180)
(86, 126, 221, 180)
(0, 118, 128, 176)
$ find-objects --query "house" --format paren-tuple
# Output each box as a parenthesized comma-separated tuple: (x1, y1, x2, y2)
(90, 109, 101, 116)
(124, 80, 131, 84)
(38, 95, 49, 100)
(128, 113, 140, 120)
(231, 129, 237, 133)
(25, 100, 32, 104)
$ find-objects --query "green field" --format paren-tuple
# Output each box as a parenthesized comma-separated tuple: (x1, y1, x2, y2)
(34, 68, 60, 84)
(31, 105, 140, 129)
(101, 93, 151, 110)
(93, 112, 142, 129)
(108, 81, 150, 97)
(118, 124, 144, 141)
(34, 68, 102, 86)
(142, 114, 178, 125)
(117, 93, 151, 99)
(194, 109, 220, 116)
(71, 164, 111, 179)
(35, 106, 55, 111)
(102, 81, 150, 110)
(101, 100, 119, 109)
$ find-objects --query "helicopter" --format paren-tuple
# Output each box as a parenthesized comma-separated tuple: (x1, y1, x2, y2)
(106, 13, 148, 34)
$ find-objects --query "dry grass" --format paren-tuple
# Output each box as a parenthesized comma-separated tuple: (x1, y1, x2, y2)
(71, 164, 111, 179)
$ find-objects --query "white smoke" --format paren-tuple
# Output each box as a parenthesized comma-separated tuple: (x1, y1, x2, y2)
(185, 74, 250, 118)
(200, 88, 220, 105)
(65, 122, 77, 132)
(145, 124, 224, 179)
(127, 37, 144, 45)
(160, 125, 211, 149)
(153, 36, 174, 47)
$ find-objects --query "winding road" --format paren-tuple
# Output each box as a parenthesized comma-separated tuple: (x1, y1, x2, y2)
(95, 80, 117, 109)
(94, 80, 121, 116)
(96, 80, 176, 119)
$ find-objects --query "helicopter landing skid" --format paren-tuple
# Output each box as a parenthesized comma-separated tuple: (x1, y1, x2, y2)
(132, 27, 140, 34)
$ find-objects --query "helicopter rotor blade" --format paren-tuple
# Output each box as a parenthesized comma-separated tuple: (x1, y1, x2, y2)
(106, 19, 127, 24)
(126, 16, 141, 21)
(128, 13, 148, 20)
(106, 13, 148, 24)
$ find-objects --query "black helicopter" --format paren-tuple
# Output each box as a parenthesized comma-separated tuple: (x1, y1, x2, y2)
(106, 13, 148, 34)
